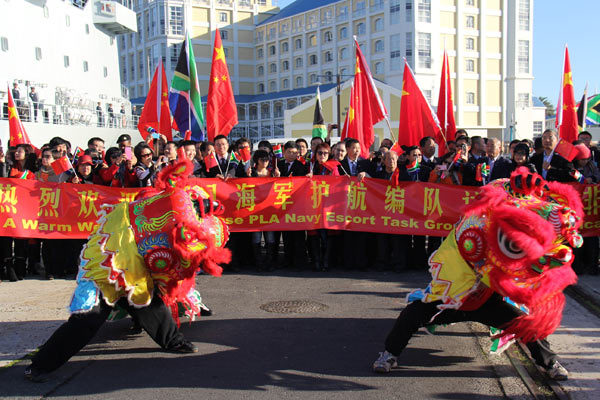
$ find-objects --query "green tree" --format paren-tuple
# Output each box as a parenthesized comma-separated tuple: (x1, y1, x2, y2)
(538, 96, 556, 118)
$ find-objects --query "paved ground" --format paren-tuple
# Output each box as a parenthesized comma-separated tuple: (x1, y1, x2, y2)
(0, 270, 534, 399)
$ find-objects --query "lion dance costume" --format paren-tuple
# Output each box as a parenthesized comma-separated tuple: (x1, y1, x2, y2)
(373, 168, 583, 379)
(26, 159, 230, 380)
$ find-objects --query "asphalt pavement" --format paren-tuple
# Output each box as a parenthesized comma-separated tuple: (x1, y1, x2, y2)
(0, 269, 598, 399)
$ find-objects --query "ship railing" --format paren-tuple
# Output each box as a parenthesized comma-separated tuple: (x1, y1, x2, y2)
(0, 99, 139, 130)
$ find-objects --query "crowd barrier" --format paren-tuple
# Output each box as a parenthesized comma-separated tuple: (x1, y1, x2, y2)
(0, 176, 599, 239)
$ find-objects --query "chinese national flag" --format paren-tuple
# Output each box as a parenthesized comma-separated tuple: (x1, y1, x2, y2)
(554, 138, 578, 161)
(436, 50, 456, 147)
(138, 60, 172, 142)
(51, 155, 73, 175)
(341, 39, 387, 158)
(239, 146, 251, 162)
(556, 45, 578, 143)
(206, 28, 238, 141)
(7, 85, 33, 147)
(204, 153, 218, 172)
(398, 61, 442, 147)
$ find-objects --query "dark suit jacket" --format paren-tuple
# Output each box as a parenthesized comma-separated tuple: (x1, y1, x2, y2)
(530, 152, 575, 183)
(277, 159, 308, 177)
(338, 157, 370, 176)
(206, 154, 235, 178)
(11, 88, 20, 100)
(489, 156, 512, 181)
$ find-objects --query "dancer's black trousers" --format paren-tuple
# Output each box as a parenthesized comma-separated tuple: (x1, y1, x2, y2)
(384, 293, 558, 368)
(31, 293, 184, 372)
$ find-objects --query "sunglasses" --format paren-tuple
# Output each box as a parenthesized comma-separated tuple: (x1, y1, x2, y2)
(317, 151, 329, 155)
(141, 153, 152, 158)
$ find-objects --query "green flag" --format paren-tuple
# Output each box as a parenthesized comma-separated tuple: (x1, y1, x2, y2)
(169, 32, 205, 140)
(312, 86, 327, 140)
(585, 94, 600, 126)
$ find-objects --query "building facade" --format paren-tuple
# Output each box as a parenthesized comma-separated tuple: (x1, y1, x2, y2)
(119, 0, 544, 143)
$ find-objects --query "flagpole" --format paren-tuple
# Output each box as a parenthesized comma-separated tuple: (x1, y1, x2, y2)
(556, 44, 566, 134)
(186, 32, 192, 138)
(582, 82, 588, 130)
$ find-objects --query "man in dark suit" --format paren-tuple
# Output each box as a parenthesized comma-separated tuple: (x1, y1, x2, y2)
(206, 135, 236, 178)
(530, 129, 576, 183)
(338, 138, 371, 177)
(487, 137, 512, 181)
(462, 136, 490, 186)
(277, 141, 308, 270)
(29, 87, 39, 122)
(419, 136, 438, 170)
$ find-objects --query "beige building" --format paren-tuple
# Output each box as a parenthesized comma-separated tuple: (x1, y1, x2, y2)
(119, 0, 544, 144)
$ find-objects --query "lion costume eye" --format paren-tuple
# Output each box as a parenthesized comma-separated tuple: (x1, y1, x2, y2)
(497, 229, 525, 259)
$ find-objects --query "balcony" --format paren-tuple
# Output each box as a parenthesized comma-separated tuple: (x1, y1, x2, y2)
(93, 1, 137, 35)
(216, 0, 233, 7)
(370, 2, 384, 13)
(352, 8, 366, 18)
(336, 13, 348, 22)
(238, 0, 253, 9)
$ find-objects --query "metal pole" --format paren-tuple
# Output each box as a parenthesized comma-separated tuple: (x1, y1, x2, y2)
(336, 73, 341, 138)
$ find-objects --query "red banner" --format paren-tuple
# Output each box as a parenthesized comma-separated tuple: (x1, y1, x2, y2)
(0, 177, 599, 239)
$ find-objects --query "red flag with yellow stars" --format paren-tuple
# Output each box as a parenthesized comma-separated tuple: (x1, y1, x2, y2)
(341, 38, 387, 158)
(206, 28, 238, 141)
(138, 60, 172, 142)
(6, 85, 33, 147)
(556, 45, 578, 143)
(436, 50, 456, 147)
(398, 60, 442, 147)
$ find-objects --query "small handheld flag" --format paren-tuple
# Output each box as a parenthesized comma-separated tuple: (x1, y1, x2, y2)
(51, 155, 74, 176)
(239, 147, 251, 162)
(273, 144, 283, 158)
(204, 153, 218, 172)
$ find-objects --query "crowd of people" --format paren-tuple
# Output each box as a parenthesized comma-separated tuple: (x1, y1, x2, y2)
(0, 127, 599, 282)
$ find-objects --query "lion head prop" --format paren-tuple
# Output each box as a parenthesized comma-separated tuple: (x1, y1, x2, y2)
(72, 159, 230, 322)
(423, 167, 583, 343)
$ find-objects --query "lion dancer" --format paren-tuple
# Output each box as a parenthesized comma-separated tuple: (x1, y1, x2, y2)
(372, 168, 583, 381)
(25, 159, 230, 382)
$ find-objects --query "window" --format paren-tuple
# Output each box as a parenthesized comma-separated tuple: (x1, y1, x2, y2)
(295, 38, 302, 49)
(169, 6, 183, 35)
(466, 15, 474, 28)
(466, 37, 474, 50)
(340, 27, 348, 39)
(375, 40, 384, 53)
(257, 48, 264, 58)
(64, 55, 70, 68)
(309, 54, 317, 65)
(309, 35, 316, 47)
(340, 68, 348, 76)
(281, 42, 289, 53)
(374, 18, 384, 32)
(405, 32, 413, 62)
(269, 81, 276, 92)
(258, 83, 265, 93)
(65, 15, 70, 27)
(159, 5, 166, 34)
(325, 51, 333, 62)
(466, 0, 475, 5)
(296, 76, 303, 87)
(0, 37, 7, 52)
(424, 90, 432, 104)
(390, 34, 401, 70)
(310, 74, 317, 84)
(295, 57, 303, 68)
(85, 24, 90, 34)
(325, 71, 333, 82)
(390, 0, 400, 24)
(270, 63, 277, 73)
(406, 1, 413, 22)
(466, 92, 475, 104)
(171, 44, 180, 64)
(324, 31, 333, 42)
(519, 0, 530, 31)
(417, 32, 431, 68)
(518, 40, 529, 73)
(283, 78, 289, 89)
(220, 30, 228, 40)
(269, 45, 276, 55)
(35, 47, 42, 61)
(417, 0, 430, 23)
(219, 12, 228, 22)
(533, 121, 543, 135)
(356, 22, 366, 36)
(375, 62, 384, 74)
(83, 60, 89, 72)
(518, 93, 530, 107)
(340, 47, 348, 60)
(466, 59, 474, 72)
(257, 66, 264, 76)
(282, 60, 289, 71)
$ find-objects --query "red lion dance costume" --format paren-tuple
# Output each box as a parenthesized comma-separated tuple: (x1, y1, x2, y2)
(26, 159, 231, 382)
(373, 168, 582, 380)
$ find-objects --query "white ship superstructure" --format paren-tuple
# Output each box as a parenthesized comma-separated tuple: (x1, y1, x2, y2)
(0, 0, 140, 148)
